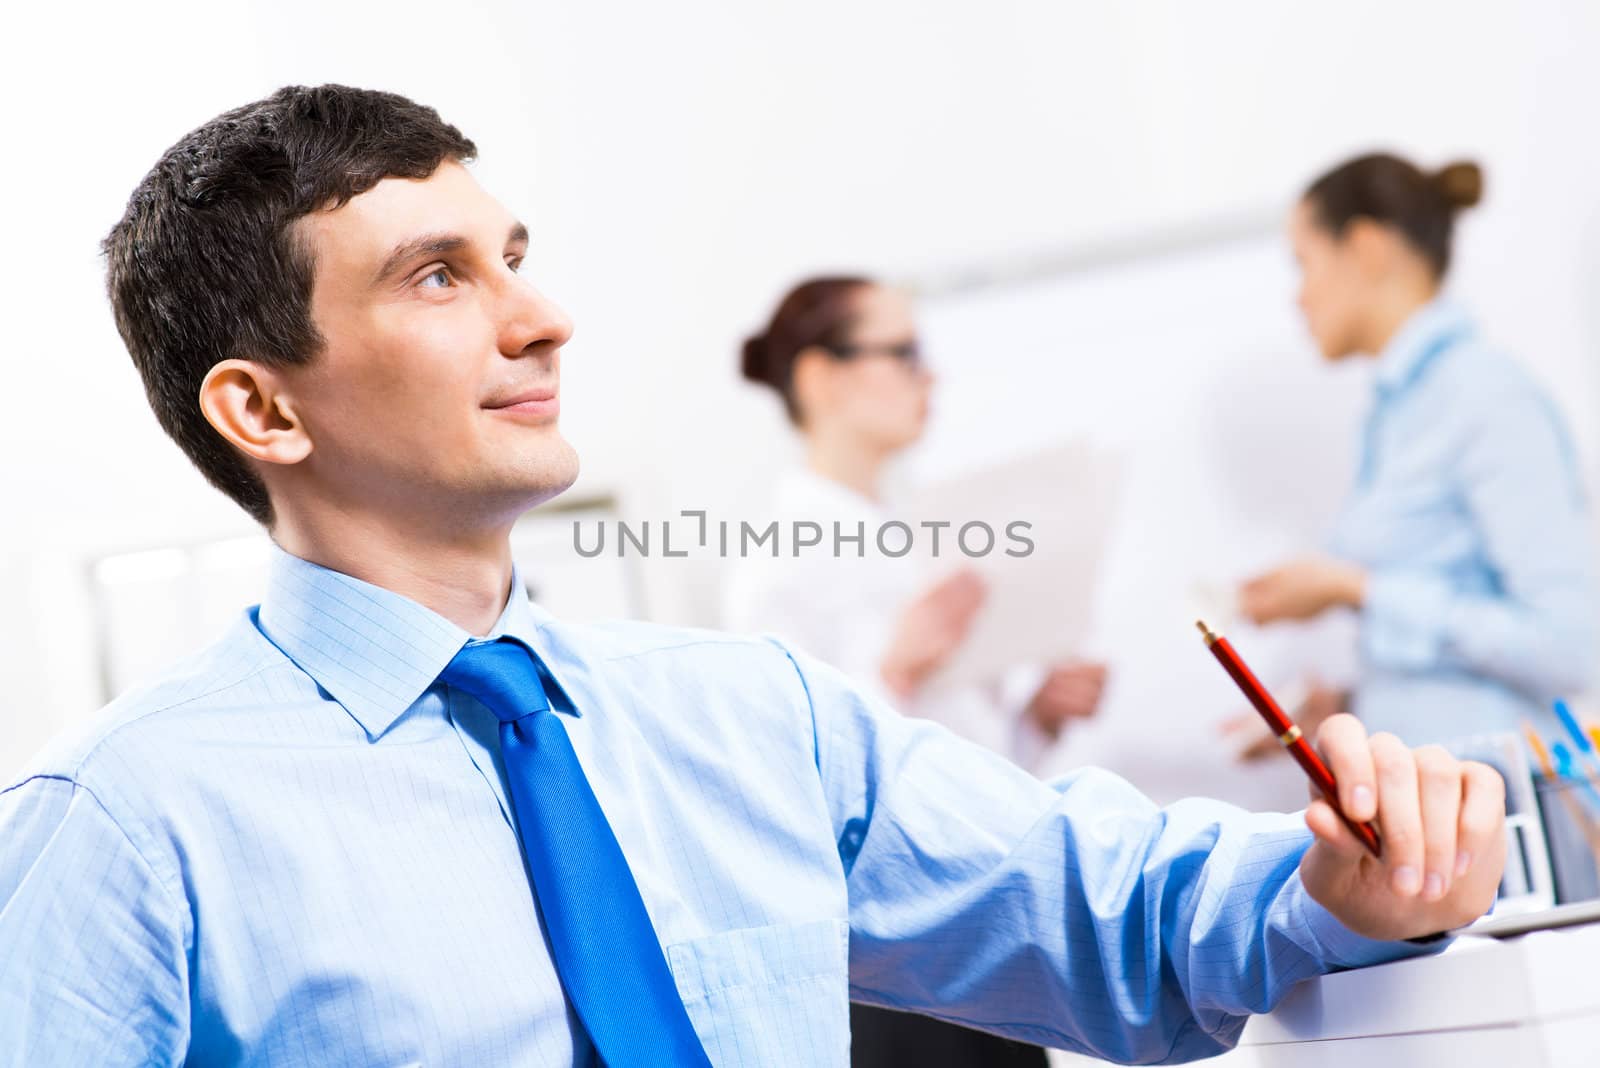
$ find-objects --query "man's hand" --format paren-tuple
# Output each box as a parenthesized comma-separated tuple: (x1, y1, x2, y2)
(1239, 555, 1366, 625)
(1299, 714, 1506, 941)
(1025, 661, 1108, 739)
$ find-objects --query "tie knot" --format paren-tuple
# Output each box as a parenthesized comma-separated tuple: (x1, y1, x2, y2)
(439, 637, 552, 724)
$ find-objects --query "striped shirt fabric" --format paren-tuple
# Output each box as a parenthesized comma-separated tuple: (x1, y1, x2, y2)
(0, 543, 1432, 1065)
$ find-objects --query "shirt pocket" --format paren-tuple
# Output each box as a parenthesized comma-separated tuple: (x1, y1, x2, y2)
(666, 918, 851, 1065)
(667, 917, 848, 1001)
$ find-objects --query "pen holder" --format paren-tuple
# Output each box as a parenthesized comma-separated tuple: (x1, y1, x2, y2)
(1533, 773, 1600, 904)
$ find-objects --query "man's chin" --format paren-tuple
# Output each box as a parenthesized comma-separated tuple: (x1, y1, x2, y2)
(509, 441, 582, 511)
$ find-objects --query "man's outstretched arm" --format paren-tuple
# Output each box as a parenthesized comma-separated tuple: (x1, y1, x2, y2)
(776, 639, 1503, 1064)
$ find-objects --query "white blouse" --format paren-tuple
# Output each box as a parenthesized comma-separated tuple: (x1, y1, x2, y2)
(721, 467, 1056, 771)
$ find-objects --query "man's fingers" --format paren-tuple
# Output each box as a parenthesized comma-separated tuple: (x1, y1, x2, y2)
(1316, 714, 1377, 822)
(1457, 761, 1507, 880)
(1414, 745, 1462, 902)
(1305, 798, 1366, 860)
(1370, 732, 1424, 898)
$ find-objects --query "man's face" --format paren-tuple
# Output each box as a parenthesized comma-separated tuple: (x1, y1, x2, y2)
(284, 161, 577, 529)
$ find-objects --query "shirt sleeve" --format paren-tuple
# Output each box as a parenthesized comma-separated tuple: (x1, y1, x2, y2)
(0, 775, 190, 1067)
(1360, 382, 1598, 698)
(776, 639, 1437, 1063)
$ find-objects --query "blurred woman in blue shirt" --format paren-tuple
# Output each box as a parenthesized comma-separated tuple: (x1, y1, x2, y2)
(1240, 153, 1597, 747)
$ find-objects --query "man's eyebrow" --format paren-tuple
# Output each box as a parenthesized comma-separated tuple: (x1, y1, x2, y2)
(369, 223, 528, 287)
(371, 232, 467, 287)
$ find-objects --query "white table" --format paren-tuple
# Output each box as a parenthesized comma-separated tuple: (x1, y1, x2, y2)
(1046, 921, 1600, 1067)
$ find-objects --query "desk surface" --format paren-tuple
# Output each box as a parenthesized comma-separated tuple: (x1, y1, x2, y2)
(1211, 920, 1600, 1067)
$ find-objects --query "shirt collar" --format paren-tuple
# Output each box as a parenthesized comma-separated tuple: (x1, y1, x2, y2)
(256, 542, 580, 740)
(1372, 297, 1474, 396)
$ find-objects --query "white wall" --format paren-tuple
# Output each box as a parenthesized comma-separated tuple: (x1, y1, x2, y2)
(4, 0, 1599, 778)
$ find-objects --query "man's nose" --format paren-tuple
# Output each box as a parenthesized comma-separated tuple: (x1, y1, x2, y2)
(499, 279, 574, 358)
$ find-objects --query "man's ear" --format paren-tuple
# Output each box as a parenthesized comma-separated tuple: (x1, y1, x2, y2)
(198, 359, 313, 467)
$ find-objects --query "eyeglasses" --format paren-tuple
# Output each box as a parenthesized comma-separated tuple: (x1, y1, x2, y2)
(825, 340, 924, 369)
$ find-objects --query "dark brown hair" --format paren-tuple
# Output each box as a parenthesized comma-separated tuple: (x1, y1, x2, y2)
(1303, 152, 1483, 279)
(103, 85, 477, 526)
(741, 276, 873, 423)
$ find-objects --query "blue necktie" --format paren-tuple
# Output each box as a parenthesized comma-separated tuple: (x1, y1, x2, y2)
(440, 637, 713, 1067)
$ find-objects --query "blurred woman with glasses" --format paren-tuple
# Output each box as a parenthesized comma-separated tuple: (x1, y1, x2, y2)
(725, 276, 1106, 1068)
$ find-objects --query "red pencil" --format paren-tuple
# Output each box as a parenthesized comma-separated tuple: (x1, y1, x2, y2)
(1197, 620, 1382, 857)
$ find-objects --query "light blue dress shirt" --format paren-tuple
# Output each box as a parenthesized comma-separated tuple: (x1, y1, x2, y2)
(0, 545, 1428, 1065)
(1328, 299, 1598, 745)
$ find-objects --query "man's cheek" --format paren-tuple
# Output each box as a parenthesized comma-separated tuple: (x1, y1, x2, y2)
(340, 341, 447, 407)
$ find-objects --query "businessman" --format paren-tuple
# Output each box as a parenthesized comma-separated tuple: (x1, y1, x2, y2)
(0, 86, 1505, 1066)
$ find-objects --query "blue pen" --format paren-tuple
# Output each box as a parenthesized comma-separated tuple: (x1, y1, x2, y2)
(1551, 742, 1600, 818)
(1552, 699, 1600, 779)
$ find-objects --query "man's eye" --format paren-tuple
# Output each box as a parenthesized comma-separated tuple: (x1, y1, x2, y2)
(419, 266, 453, 289)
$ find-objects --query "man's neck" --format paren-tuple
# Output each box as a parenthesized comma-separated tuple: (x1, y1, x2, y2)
(271, 509, 516, 638)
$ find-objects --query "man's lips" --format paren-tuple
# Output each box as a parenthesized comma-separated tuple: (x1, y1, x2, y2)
(485, 386, 559, 419)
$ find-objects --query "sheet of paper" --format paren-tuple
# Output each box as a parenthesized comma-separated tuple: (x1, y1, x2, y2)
(891, 439, 1121, 694)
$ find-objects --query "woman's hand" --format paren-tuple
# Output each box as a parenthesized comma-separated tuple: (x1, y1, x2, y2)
(1025, 661, 1109, 739)
(1300, 714, 1506, 941)
(1239, 555, 1366, 625)
(879, 569, 987, 699)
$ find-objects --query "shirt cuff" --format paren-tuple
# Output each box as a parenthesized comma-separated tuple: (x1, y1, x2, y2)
(1361, 569, 1454, 671)
(1291, 871, 1452, 970)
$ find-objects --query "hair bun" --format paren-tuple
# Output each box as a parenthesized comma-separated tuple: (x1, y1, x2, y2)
(1433, 160, 1484, 211)
(740, 333, 769, 383)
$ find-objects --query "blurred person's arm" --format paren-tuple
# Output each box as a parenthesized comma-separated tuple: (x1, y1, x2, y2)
(877, 570, 986, 699)
(1242, 385, 1596, 701)
(1358, 387, 1597, 698)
